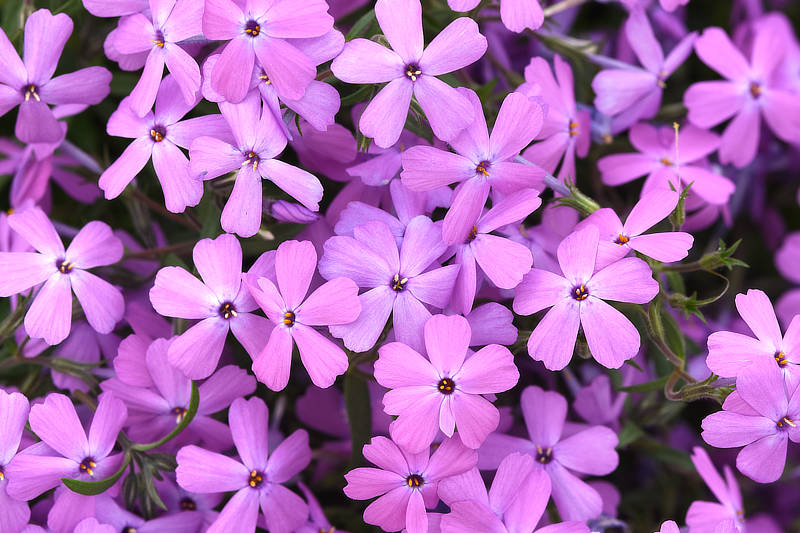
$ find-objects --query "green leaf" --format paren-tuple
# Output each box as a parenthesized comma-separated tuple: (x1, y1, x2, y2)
(616, 422, 644, 448)
(345, 9, 376, 41)
(132, 381, 199, 451)
(195, 188, 221, 239)
(344, 370, 372, 466)
(661, 310, 686, 361)
(62, 453, 131, 495)
(617, 376, 668, 393)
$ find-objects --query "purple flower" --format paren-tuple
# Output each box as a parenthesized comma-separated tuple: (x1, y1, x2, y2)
(343, 435, 477, 533)
(684, 22, 800, 168)
(513, 225, 659, 370)
(520, 54, 591, 182)
(319, 216, 460, 354)
(189, 92, 323, 237)
(478, 386, 619, 522)
(575, 189, 694, 270)
(0, 207, 124, 345)
(592, 9, 696, 129)
(657, 521, 680, 533)
(176, 397, 311, 533)
(113, 0, 203, 116)
(0, 9, 111, 143)
(99, 75, 231, 213)
(685, 447, 746, 532)
(149, 233, 271, 379)
(81, 0, 148, 17)
(448, 0, 544, 33)
(94, 492, 203, 533)
(701, 360, 800, 483)
(245, 240, 361, 390)
(400, 90, 544, 244)
(374, 314, 519, 453)
(202, 0, 333, 103)
(74, 518, 115, 533)
(706, 289, 800, 391)
(6, 392, 127, 501)
(0, 389, 31, 533)
(331, 0, 487, 148)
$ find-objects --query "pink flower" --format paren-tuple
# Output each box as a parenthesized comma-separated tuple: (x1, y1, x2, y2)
(448, 0, 544, 33)
(374, 314, 519, 453)
(0, 390, 31, 533)
(513, 225, 659, 370)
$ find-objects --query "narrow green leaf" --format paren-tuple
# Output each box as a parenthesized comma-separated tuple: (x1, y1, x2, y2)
(345, 9, 376, 41)
(62, 453, 131, 495)
(132, 381, 199, 451)
(344, 371, 372, 466)
(661, 310, 686, 361)
(616, 422, 644, 448)
(617, 376, 669, 393)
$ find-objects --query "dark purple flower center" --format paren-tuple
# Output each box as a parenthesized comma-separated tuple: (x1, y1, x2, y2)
(218, 302, 237, 320)
(749, 81, 763, 99)
(777, 416, 796, 430)
(153, 30, 165, 48)
(405, 473, 424, 488)
(56, 258, 74, 274)
(258, 71, 271, 85)
(466, 225, 478, 243)
(404, 64, 422, 81)
(171, 406, 187, 423)
(476, 161, 491, 177)
(150, 125, 167, 142)
(775, 351, 788, 368)
(244, 20, 261, 37)
(391, 273, 408, 292)
(437, 378, 455, 395)
(243, 150, 260, 169)
(248, 469, 264, 488)
(283, 311, 296, 327)
(615, 234, 629, 245)
(23, 84, 40, 102)
(535, 445, 553, 464)
(571, 284, 589, 301)
(122, 527, 137, 533)
(179, 497, 196, 511)
(79, 457, 97, 476)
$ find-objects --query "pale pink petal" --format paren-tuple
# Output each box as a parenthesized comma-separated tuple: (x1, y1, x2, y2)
(221, 167, 263, 238)
(211, 37, 255, 104)
(392, 292, 432, 354)
(275, 240, 316, 310)
(164, 44, 201, 104)
(455, 344, 518, 394)
(202, 0, 243, 40)
(375, 0, 423, 63)
(329, 286, 395, 353)
(451, 393, 499, 449)
(254, 37, 315, 101)
(405, 489, 428, 533)
(627, 232, 693, 263)
(23, 10, 73, 84)
(331, 39, 404, 84)
(25, 274, 73, 345)
(443, 177, 490, 246)
(359, 77, 413, 149)
(176, 445, 249, 493)
(8, 205, 64, 257)
(684, 81, 746, 128)
(527, 299, 579, 370)
(152, 140, 203, 213)
(296, 277, 360, 325)
(149, 266, 218, 318)
(363, 487, 412, 532)
(375, 341, 439, 389)
(580, 298, 641, 368)
(414, 75, 474, 142)
(229, 397, 269, 471)
(98, 137, 153, 199)
(128, 50, 166, 117)
(260, 159, 323, 211)
(65, 221, 123, 269)
(193, 233, 242, 304)
(736, 289, 783, 349)
(253, 327, 294, 391)
(701, 411, 776, 448)
(597, 153, 656, 187)
(736, 434, 787, 483)
(500, 0, 544, 32)
(472, 235, 532, 289)
(557, 225, 598, 285)
(718, 104, 760, 169)
(265, 428, 310, 483)
(0, 252, 56, 296)
(547, 461, 603, 521)
(553, 426, 618, 475)
(694, 27, 751, 81)
(625, 9, 663, 73)
(706, 330, 772, 377)
(390, 392, 442, 453)
(623, 189, 679, 236)
(344, 467, 406, 499)
(424, 314, 470, 376)
(587, 257, 659, 304)
(405, 264, 459, 308)
(419, 17, 486, 75)
(29, 393, 87, 461)
(363, 436, 412, 475)
(70, 270, 124, 334)
(168, 317, 229, 379)
(400, 146, 475, 191)
(259, 484, 309, 533)
(208, 488, 259, 533)
(189, 136, 241, 180)
(292, 323, 348, 388)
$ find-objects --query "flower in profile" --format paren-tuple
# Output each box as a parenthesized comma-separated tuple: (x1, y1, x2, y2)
(189, 92, 323, 237)
(519, 54, 590, 182)
(400, 90, 544, 244)
(202, 0, 333, 103)
(245, 240, 361, 391)
(176, 397, 311, 533)
(318, 216, 459, 354)
(685, 447, 745, 533)
(479, 386, 619, 522)
(575, 189, 693, 269)
(0, 389, 31, 533)
(6, 392, 127, 501)
(343, 435, 477, 533)
(0, 9, 112, 143)
(375, 314, 519, 453)
(150, 233, 272, 379)
(684, 21, 800, 168)
(701, 360, 800, 483)
(112, 0, 203, 116)
(331, 0, 487, 147)
(657, 521, 681, 533)
(0, 206, 124, 345)
(448, 0, 543, 33)
(513, 225, 659, 370)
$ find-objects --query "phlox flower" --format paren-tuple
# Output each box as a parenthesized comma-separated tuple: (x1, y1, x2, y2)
(331, 0, 487, 148)
(92, 487, 203, 533)
(81, 0, 148, 17)
(0, 390, 31, 533)
(74, 518, 114, 533)
(447, 0, 544, 33)
(0, 207, 124, 345)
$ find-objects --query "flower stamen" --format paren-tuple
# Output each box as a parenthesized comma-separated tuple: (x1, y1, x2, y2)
(615, 234, 629, 245)
(79, 457, 97, 476)
(404, 64, 422, 82)
(775, 351, 788, 368)
(405, 473, 424, 488)
(437, 378, 455, 395)
(248, 470, 264, 488)
(244, 20, 261, 37)
(572, 284, 589, 301)
(283, 311, 296, 327)
(23, 84, 40, 102)
(57, 259, 74, 274)
(219, 302, 238, 320)
(391, 274, 408, 292)
(535, 445, 553, 464)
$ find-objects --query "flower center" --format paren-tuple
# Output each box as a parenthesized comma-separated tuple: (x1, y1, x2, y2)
(219, 302, 237, 320)
(259, 71, 271, 85)
(775, 351, 788, 368)
(0, 465, 5, 481)
(405, 64, 422, 81)
(171, 406, 187, 424)
(153, 30, 165, 48)
(179, 497, 196, 511)
(535, 445, 553, 464)
(391, 273, 408, 292)
(615, 234, 629, 245)
(571, 284, 589, 301)
(150, 125, 166, 142)
(122, 527, 137, 533)
(437, 378, 455, 395)
(242, 150, 260, 170)
(466, 225, 478, 243)
(777, 416, 796, 430)
(749, 81, 763, 99)
(56, 258, 74, 274)
(475, 161, 491, 177)
(248, 469, 264, 488)
(660, 157, 674, 166)
(79, 457, 97, 476)
(23, 84, 40, 102)
(244, 20, 261, 37)
(569, 121, 580, 136)
(283, 311, 296, 327)
(405, 473, 424, 488)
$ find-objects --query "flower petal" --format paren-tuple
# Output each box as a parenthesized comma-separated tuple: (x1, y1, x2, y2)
(25, 273, 73, 345)
(528, 299, 580, 371)
(70, 270, 125, 334)
(292, 323, 348, 388)
(419, 17, 486, 75)
(580, 297, 641, 369)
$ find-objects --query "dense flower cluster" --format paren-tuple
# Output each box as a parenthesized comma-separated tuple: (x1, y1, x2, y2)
(0, 0, 799, 532)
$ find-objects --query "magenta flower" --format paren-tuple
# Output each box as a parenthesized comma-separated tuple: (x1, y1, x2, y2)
(685, 447, 746, 532)
(520, 54, 591, 182)
(331, 0, 487, 147)
(707, 289, 800, 391)
(245, 240, 361, 390)
(343, 435, 477, 533)
(6, 392, 127, 501)
(0, 207, 124, 345)
(0, 390, 31, 533)
(374, 314, 519, 453)
(0, 9, 111, 143)
(513, 225, 659, 370)
(684, 22, 800, 168)
(99, 75, 231, 213)
(202, 0, 333, 103)
(401, 90, 544, 244)
(319, 216, 459, 354)
(113, 0, 202, 116)
(82, 0, 148, 17)
(597, 122, 734, 205)
(478, 386, 619, 522)
(701, 360, 800, 483)
(575, 189, 693, 270)
(592, 9, 696, 129)
(448, 0, 543, 32)
(176, 397, 311, 533)
(189, 92, 323, 237)
(149, 233, 271, 379)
